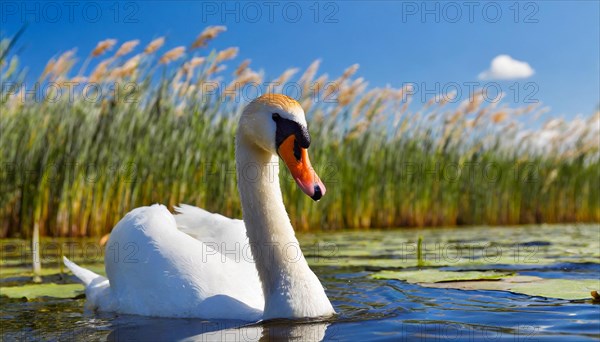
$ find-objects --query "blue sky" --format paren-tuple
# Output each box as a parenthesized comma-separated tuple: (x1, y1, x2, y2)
(2, 1, 599, 119)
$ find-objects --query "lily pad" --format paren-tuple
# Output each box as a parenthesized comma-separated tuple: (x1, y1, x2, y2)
(376, 272, 600, 300)
(501, 278, 600, 300)
(372, 269, 513, 283)
(0, 283, 84, 299)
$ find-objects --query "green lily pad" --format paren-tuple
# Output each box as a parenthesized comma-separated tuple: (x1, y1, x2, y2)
(0, 283, 84, 299)
(501, 278, 600, 300)
(377, 272, 600, 300)
(372, 269, 513, 283)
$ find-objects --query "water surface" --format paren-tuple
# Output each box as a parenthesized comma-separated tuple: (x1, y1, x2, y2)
(1, 225, 599, 341)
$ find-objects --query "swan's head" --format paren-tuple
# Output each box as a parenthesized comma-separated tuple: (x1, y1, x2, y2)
(239, 94, 326, 201)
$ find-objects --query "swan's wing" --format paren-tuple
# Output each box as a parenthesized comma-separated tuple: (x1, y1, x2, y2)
(174, 204, 248, 255)
(103, 205, 263, 318)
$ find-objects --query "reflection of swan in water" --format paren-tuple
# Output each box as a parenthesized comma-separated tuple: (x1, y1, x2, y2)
(257, 321, 332, 342)
(105, 316, 332, 342)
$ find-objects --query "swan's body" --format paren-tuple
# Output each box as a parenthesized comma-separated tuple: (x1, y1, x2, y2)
(64, 94, 335, 320)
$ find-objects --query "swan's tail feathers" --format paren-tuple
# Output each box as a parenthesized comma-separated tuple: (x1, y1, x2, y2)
(63, 256, 105, 287)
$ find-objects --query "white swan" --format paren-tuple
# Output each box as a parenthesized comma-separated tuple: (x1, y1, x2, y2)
(64, 94, 335, 321)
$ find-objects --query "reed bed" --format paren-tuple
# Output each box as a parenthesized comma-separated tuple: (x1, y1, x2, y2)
(1, 28, 598, 237)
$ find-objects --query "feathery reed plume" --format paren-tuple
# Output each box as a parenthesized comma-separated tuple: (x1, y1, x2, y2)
(215, 47, 238, 63)
(182, 57, 205, 72)
(299, 59, 321, 94)
(395, 83, 414, 102)
(172, 69, 183, 87)
(224, 69, 262, 98)
(365, 90, 387, 122)
(308, 74, 329, 108)
(159, 46, 186, 64)
(144, 37, 165, 54)
(185, 84, 197, 97)
(346, 121, 369, 140)
(189, 57, 206, 68)
(341, 64, 359, 80)
(352, 89, 375, 119)
(323, 64, 360, 103)
(234, 59, 251, 76)
(69, 76, 87, 83)
(491, 111, 508, 124)
(44, 49, 77, 80)
(313, 74, 329, 93)
(92, 39, 117, 57)
(276, 68, 299, 84)
(110, 54, 141, 79)
(323, 80, 339, 101)
(115, 40, 140, 57)
(464, 91, 483, 114)
(543, 118, 563, 131)
(192, 26, 227, 49)
(423, 94, 437, 109)
(533, 106, 550, 121)
(171, 79, 183, 96)
(41, 58, 56, 79)
(243, 70, 263, 85)
(511, 103, 539, 117)
(206, 64, 226, 75)
(181, 57, 205, 81)
(472, 107, 488, 127)
(338, 77, 366, 107)
(439, 90, 457, 106)
(89, 60, 110, 83)
(268, 68, 299, 92)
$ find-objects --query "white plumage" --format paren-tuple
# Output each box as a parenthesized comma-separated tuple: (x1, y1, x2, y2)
(66, 204, 263, 320)
(64, 94, 335, 320)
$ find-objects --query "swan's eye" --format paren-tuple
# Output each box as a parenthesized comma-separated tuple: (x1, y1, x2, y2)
(272, 113, 280, 121)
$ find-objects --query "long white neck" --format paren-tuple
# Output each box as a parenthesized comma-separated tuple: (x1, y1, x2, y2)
(235, 133, 334, 320)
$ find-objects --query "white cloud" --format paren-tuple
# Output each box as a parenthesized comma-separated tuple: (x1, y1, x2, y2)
(478, 54, 535, 80)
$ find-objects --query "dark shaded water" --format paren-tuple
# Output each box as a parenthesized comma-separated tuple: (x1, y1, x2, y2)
(1, 225, 599, 341)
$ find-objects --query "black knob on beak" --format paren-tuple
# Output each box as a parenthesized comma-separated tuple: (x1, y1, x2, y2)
(311, 185, 323, 201)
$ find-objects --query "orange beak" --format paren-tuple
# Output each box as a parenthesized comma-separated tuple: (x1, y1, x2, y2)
(278, 135, 326, 201)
